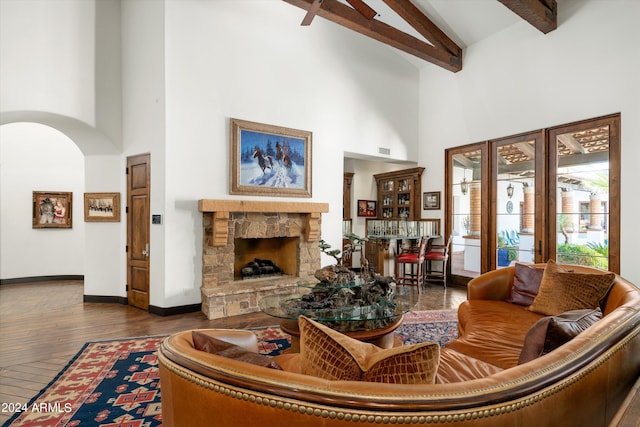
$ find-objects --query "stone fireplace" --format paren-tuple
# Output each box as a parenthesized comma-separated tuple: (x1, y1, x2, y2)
(198, 200, 329, 319)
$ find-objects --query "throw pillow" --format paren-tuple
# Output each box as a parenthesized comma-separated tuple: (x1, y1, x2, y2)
(518, 308, 602, 364)
(527, 260, 615, 316)
(192, 331, 282, 370)
(298, 315, 440, 384)
(506, 263, 546, 306)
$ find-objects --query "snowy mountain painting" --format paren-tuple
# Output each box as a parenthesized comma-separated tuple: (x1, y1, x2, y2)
(239, 129, 307, 190)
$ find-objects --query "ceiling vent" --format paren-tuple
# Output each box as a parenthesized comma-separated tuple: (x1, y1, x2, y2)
(378, 147, 390, 155)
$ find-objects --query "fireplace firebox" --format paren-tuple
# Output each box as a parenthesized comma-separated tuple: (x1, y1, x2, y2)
(235, 237, 298, 280)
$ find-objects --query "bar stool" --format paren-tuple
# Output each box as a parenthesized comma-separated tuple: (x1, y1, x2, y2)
(395, 236, 430, 290)
(425, 235, 453, 288)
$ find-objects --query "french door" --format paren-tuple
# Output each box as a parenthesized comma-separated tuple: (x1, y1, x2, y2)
(446, 114, 620, 284)
(446, 143, 489, 284)
(490, 130, 546, 270)
(547, 114, 620, 273)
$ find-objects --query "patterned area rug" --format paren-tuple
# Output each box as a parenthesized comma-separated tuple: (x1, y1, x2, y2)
(5, 310, 458, 426)
(5, 336, 165, 427)
(250, 309, 459, 353)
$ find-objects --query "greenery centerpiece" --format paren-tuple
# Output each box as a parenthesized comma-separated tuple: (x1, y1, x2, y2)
(280, 233, 405, 332)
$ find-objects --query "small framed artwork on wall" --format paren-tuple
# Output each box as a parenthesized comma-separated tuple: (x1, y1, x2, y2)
(423, 191, 441, 210)
(84, 192, 121, 222)
(33, 191, 73, 228)
(357, 200, 377, 217)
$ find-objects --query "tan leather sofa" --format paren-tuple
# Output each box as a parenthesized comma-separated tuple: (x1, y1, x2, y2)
(158, 264, 640, 426)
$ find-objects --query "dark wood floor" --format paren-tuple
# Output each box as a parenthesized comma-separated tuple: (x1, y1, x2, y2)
(0, 280, 467, 425)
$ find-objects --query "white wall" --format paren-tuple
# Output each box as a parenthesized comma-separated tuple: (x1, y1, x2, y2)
(121, 0, 167, 305)
(83, 154, 125, 297)
(159, 0, 419, 307)
(0, 0, 95, 125)
(0, 123, 85, 279)
(418, 0, 640, 284)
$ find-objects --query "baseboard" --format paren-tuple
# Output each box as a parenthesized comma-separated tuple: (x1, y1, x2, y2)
(148, 303, 202, 316)
(83, 295, 128, 305)
(0, 275, 84, 285)
(81, 295, 201, 315)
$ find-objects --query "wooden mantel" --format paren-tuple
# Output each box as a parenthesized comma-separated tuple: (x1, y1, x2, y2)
(198, 199, 330, 246)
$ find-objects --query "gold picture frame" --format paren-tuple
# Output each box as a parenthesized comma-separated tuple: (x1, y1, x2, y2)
(84, 192, 121, 222)
(33, 191, 73, 228)
(229, 118, 312, 197)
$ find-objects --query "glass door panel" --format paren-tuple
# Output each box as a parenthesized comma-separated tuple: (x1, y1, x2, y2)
(491, 132, 544, 269)
(446, 144, 487, 282)
(548, 115, 620, 272)
(381, 179, 394, 219)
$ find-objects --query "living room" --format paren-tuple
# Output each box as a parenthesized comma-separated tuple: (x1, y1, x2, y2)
(2, 0, 639, 311)
(1, 0, 639, 425)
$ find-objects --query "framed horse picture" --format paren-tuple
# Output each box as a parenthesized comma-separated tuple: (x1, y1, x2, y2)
(84, 192, 121, 222)
(229, 118, 312, 197)
(33, 191, 72, 228)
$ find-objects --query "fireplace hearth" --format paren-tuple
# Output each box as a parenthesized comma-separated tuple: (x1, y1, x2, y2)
(198, 200, 329, 319)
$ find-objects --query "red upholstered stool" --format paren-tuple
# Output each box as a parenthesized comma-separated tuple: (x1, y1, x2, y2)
(425, 235, 453, 288)
(394, 237, 430, 291)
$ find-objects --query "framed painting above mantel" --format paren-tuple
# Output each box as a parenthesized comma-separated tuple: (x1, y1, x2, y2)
(229, 118, 312, 197)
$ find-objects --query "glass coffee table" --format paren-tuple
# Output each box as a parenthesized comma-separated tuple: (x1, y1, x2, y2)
(259, 281, 419, 351)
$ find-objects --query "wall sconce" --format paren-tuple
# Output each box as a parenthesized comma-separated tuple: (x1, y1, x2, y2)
(506, 183, 514, 199)
(460, 177, 469, 195)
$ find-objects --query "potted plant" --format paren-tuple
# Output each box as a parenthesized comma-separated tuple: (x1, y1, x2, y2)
(497, 235, 517, 266)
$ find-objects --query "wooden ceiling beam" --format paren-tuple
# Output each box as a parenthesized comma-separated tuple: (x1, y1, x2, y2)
(345, 0, 377, 21)
(301, 0, 324, 26)
(282, 0, 462, 72)
(498, 0, 557, 34)
(382, 0, 461, 57)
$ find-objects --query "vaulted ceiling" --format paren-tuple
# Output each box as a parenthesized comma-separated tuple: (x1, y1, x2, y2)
(282, 0, 558, 72)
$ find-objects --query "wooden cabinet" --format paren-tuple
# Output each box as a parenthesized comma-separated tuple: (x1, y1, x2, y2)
(366, 168, 424, 276)
(374, 167, 424, 220)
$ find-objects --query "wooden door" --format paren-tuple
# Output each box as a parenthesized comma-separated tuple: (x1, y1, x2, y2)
(127, 154, 150, 310)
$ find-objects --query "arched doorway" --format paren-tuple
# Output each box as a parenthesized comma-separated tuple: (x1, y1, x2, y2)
(0, 122, 85, 280)
(1, 113, 125, 302)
